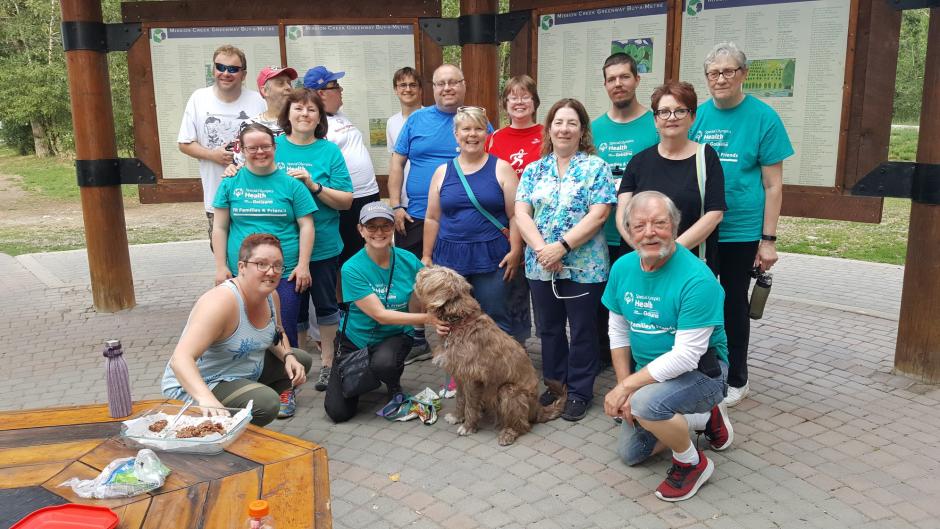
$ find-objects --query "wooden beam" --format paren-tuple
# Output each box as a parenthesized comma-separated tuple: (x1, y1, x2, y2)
(460, 0, 500, 125)
(61, 0, 136, 312)
(895, 7, 940, 383)
(122, 0, 440, 22)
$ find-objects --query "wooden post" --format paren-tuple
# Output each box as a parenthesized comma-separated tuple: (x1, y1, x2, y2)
(61, 0, 136, 312)
(895, 7, 940, 382)
(460, 0, 499, 125)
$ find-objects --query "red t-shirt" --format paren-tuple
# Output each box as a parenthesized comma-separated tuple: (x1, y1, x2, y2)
(486, 124, 544, 178)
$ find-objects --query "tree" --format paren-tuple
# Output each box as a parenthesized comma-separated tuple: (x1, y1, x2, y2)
(893, 9, 928, 124)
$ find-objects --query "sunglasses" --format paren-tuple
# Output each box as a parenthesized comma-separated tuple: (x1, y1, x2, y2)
(214, 63, 244, 74)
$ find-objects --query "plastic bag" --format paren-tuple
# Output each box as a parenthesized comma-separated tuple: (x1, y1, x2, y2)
(376, 388, 441, 425)
(59, 448, 170, 498)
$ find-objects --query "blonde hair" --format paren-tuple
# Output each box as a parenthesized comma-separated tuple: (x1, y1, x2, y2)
(454, 106, 488, 131)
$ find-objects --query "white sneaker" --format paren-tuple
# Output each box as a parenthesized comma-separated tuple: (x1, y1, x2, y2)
(723, 382, 750, 407)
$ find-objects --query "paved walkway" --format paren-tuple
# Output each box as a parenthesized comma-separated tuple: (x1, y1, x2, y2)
(1, 242, 936, 529)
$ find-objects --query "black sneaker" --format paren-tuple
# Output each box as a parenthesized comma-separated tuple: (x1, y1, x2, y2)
(561, 398, 589, 421)
(539, 388, 558, 406)
(314, 366, 330, 392)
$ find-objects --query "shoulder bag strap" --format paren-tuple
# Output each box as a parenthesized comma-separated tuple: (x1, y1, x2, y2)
(340, 250, 396, 346)
(695, 143, 707, 262)
(452, 158, 509, 236)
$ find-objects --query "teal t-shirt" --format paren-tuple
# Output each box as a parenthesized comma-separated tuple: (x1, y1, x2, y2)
(689, 95, 793, 242)
(602, 244, 728, 371)
(340, 247, 424, 349)
(592, 111, 659, 246)
(212, 167, 317, 278)
(275, 135, 354, 261)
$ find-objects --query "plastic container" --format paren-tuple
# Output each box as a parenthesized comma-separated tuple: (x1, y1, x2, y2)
(247, 500, 275, 529)
(120, 402, 251, 454)
(12, 504, 118, 529)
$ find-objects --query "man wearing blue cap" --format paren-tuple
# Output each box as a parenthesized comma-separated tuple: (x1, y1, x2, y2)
(304, 66, 381, 267)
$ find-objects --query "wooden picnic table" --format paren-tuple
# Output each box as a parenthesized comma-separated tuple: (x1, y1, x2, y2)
(0, 399, 332, 529)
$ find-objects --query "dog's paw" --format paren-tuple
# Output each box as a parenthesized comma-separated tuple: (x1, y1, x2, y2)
(457, 424, 477, 436)
(498, 429, 519, 446)
(444, 413, 464, 425)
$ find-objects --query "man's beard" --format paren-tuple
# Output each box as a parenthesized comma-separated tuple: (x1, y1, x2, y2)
(613, 96, 635, 110)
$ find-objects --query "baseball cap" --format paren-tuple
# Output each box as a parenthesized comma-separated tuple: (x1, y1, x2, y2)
(257, 66, 298, 90)
(359, 202, 394, 224)
(303, 66, 346, 90)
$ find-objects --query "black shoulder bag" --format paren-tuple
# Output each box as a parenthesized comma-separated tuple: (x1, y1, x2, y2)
(336, 250, 396, 398)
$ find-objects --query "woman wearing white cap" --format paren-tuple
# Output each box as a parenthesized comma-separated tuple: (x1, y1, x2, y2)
(324, 202, 441, 423)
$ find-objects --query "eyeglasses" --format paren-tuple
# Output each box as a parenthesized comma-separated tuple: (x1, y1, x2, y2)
(551, 267, 589, 299)
(653, 108, 692, 120)
(214, 63, 244, 74)
(507, 96, 533, 103)
(242, 260, 284, 274)
(705, 67, 742, 81)
(396, 82, 419, 90)
(457, 105, 486, 114)
(432, 79, 465, 89)
(319, 83, 343, 91)
(243, 144, 274, 154)
(363, 223, 394, 233)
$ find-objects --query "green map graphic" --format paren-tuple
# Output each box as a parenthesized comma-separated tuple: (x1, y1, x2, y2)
(611, 39, 653, 74)
(744, 58, 796, 97)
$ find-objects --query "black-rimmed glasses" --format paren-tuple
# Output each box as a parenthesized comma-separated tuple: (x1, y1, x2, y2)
(242, 261, 284, 274)
(653, 108, 692, 120)
(705, 67, 742, 81)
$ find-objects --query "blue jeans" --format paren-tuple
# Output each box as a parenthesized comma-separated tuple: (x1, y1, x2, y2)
(298, 255, 341, 331)
(528, 279, 605, 402)
(275, 277, 302, 347)
(618, 361, 728, 466)
(465, 269, 511, 334)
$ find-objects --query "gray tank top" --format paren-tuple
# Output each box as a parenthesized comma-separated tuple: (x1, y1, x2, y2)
(162, 280, 277, 401)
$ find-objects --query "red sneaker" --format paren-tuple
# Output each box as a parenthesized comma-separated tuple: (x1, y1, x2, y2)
(655, 451, 714, 502)
(699, 402, 733, 451)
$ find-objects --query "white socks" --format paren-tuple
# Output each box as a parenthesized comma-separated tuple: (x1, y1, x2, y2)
(673, 443, 700, 465)
(685, 412, 710, 432)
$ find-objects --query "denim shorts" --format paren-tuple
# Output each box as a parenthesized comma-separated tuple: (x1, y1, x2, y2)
(618, 361, 728, 466)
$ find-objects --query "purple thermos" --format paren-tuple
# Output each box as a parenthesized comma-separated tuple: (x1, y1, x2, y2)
(103, 339, 133, 418)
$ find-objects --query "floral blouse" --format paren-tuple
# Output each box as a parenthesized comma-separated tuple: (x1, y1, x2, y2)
(516, 151, 616, 283)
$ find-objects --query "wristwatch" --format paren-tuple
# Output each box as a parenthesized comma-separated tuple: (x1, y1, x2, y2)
(760, 234, 777, 242)
(312, 183, 324, 196)
(560, 238, 573, 253)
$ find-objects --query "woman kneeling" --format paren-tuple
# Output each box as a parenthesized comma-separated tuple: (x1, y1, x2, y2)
(162, 234, 313, 426)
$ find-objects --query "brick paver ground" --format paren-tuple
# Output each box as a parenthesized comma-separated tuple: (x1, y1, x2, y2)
(2, 242, 937, 529)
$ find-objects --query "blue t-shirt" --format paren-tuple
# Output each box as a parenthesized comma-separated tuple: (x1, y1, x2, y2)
(689, 95, 793, 242)
(602, 244, 728, 370)
(275, 135, 354, 261)
(212, 167, 317, 278)
(592, 111, 659, 246)
(394, 106, 493, 219)
(341, 248, 424, 349)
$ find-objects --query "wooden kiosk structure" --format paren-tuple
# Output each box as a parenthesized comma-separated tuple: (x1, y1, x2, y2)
(61, 0, 940, 381)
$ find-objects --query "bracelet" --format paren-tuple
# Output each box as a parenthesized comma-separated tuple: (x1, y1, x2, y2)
(392, 205, 406, 210)
(560, 238, 572, 253)
(312, 183, 324, 196)
(760, 234, 777, 242)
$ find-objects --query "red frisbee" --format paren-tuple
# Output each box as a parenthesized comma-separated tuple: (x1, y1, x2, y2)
(12, 504, 119, 529)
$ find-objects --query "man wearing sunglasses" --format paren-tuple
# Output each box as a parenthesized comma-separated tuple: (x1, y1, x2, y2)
(602, 191, 732, 502)
(178, 45, 266, 244)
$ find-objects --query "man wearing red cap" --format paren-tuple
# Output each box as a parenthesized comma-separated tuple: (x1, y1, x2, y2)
(178, 45, 266, 243)
(232, 65, 299, 165)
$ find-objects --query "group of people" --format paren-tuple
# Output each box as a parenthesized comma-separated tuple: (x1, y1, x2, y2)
(163, 39, 793, 502)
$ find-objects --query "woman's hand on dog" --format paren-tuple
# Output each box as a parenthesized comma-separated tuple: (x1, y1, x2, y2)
(421, 256, 433, 267)
(499, 249, 522, 281)
(426, 313, 450, 336)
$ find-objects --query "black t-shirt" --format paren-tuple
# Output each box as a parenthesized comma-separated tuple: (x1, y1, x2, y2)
(619, 143, 726, 266)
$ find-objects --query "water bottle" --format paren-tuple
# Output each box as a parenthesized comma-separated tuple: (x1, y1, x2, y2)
(247, 500, 275, 529)
(749, 268, 773, 320)
(103, 339, 132, 418)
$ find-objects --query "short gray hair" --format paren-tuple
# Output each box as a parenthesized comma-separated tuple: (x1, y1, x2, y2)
(704, 42, 747, 72)
(622, 191, 681, 239)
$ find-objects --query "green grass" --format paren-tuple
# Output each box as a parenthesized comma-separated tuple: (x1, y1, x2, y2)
(889, 126, 919, 162)
(0, 147, 136, 200)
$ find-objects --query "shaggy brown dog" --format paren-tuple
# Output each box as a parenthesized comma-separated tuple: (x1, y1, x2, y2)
(414, 266, 566, 445)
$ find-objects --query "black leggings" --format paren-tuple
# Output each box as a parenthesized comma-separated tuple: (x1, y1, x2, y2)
(324, 332, 413, 423)
(718, 241, 759, 388)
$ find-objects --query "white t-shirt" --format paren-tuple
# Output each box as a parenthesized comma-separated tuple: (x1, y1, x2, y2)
(326, 112, 379, 198)
(386, 109, 422, 206)
(177, 87, 266, 212)
(233, 113, 283, 166)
